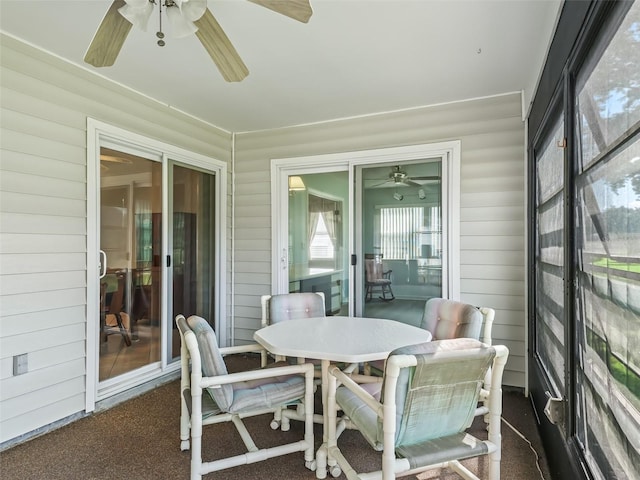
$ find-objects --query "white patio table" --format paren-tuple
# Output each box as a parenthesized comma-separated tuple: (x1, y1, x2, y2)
(253, 315, 432, 477)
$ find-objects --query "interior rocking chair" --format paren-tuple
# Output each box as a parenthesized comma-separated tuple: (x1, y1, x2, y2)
(364, 254, 395, 302)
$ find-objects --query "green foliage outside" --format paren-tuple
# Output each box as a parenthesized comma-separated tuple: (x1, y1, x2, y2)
(593, 257, 640, 273)
(587, 327, 640, 400)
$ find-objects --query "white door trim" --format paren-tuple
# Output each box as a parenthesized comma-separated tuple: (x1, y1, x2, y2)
(271, 141, 461, 309)
(86, 118, 227, 412)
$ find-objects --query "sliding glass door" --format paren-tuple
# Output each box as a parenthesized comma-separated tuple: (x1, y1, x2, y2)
(98, 150, 220, 391)
(355, 161, 443, 325)
(286, 171, 350, 315)
(169, 164, 217, 360)
(90, 120, 226, 405)
(99, 147, 162, 382)
(273, 142, 459, 322)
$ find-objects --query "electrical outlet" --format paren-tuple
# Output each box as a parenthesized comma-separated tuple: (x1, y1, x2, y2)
(13, 354, 28, 376)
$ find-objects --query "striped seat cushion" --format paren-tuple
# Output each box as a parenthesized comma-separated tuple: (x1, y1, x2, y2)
(186, 317, 306, 414)
(230, 363, 306, 413)
(186, 315, 234, 412)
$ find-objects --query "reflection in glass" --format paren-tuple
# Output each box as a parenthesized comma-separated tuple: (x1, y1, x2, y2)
(575, 133, 640, 479)
(288, 172, 349, 315)
(577, 2, 640, 171)
(99, 148, 162, 381)
(573, 6, 640, 476)
(170, 165, 216, 360)
(361, 161, 442, 326)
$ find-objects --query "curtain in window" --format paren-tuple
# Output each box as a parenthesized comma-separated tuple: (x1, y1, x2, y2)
(323, 209, 337, 246)
(308, 195, 322, 253)
(309, 194, 340, 259)
(380, 207, 423, 260)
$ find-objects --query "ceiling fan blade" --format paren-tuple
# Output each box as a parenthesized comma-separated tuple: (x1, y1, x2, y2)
(370, 180, 392, 188)
(404, 179, 421, 188)
(194, 8, 249, 82)
(410, 176, 441, 181)
(248, 0, 313, 23)
(84, 0, 132, 67)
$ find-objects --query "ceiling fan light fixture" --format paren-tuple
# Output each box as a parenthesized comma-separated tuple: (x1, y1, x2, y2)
(119, 0, 154, 31)
(289, 176, 306, 192)
(85, 0, 312, 81)
(175, 0, 207, 22)
(165, 6, 198, 38)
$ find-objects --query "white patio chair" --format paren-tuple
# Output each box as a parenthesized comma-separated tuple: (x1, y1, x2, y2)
(260, 292, 325, 367)
(260, 292, 328, 429)
(176, 314, 316, 480)
(365, 298, 494, 373)
(319, 338, 509, 480)
(421, 298, 494, 347)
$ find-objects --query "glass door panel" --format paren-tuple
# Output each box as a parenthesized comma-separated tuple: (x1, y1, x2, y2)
(358, 161, 442, 326)
(287, 172, 349, 315)
(99, 147, 162, 381)
(170, 164, 217, 360)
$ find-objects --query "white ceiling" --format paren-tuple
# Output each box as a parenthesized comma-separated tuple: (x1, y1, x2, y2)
(0, 0, 561, 133)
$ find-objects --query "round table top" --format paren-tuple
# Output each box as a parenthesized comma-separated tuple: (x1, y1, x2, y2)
(254, 316, 432, 363)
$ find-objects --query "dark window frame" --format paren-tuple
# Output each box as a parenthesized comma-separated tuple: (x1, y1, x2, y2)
(527, 1, 636, 479)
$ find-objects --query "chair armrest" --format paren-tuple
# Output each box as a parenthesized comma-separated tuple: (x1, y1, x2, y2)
(219, 343, 265, 356)
(329, 365, 382, 417)
(479, 307, 495, 346)
(200, 362, 314, 389)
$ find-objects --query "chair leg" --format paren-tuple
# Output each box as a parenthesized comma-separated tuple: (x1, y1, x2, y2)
(114, 313, 132, 346)
(180, 396, 191, 451)
(386, 285, 395, 300)
(190, 395, 203, 480)
(365, 284, 372, 302)
(380, 284, 395, 302)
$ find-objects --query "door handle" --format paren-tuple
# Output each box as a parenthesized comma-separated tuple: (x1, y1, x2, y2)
(99, 250, 107, 279)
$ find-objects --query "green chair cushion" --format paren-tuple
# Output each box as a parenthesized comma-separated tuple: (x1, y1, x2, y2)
(186, 315, 234, 412)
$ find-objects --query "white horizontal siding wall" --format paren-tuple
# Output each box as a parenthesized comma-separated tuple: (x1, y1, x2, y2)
(234, 93, 526, 387)
(0, 35, 231, 445)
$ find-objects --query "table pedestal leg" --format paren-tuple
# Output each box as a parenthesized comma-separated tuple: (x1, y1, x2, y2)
(316, 359, 330, 478)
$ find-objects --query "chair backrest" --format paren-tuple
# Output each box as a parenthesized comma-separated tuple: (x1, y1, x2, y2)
(100, 282, 108, 314)
(364, 255, 387, 282)
(381, 338, 496, 448)
(421, 298, 487, 341)
(176, 314, 234, 411)
(260, 292, 325, 328)
(108, 271, 126, 314)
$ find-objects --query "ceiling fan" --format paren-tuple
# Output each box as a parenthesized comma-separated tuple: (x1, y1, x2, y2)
(84, 0, 313, 82)
(370, 166, 441, 188)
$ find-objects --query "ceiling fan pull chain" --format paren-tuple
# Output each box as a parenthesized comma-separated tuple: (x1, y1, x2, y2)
(156, 0, 165, 46)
